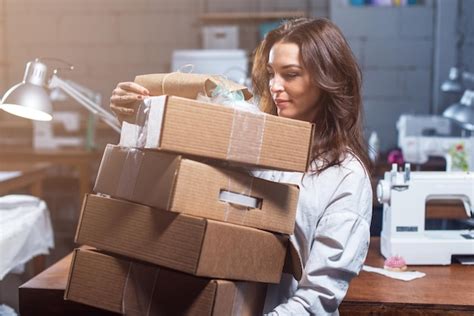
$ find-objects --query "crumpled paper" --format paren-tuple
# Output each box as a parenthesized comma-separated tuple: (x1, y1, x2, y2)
(362, 265, 426, 281)
(197, 85, 261, 114)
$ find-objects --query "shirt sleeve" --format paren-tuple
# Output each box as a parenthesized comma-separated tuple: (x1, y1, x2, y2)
(270, 171, 372, 316)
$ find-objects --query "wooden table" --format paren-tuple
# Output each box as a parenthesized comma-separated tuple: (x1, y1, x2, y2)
(340, 237, 474, 315)
(0, 162, 52, 197)
(19, 238, 474, 315)
(19, 252, 116, 316)
(0, 149, 102, 201)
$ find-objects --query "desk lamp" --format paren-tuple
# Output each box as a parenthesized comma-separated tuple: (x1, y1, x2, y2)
(442, 89, 474, 131)
(1, 59, 121, 135)
(441, 67, 474, 93)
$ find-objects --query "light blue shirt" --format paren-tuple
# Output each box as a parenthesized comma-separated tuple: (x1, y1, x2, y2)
(253, 153, 373, 315)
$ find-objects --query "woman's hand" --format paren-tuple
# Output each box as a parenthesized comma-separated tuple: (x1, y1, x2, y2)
(109, 82, 150, 123)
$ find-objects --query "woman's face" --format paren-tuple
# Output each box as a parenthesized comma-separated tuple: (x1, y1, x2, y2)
(267, 41, 321, 122)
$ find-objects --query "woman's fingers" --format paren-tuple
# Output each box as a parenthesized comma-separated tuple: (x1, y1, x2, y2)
(117, 82, 149, 95)
(109, 82, 149, 123)
(110, 103, 135, 114)
(110, 94, 145, 104)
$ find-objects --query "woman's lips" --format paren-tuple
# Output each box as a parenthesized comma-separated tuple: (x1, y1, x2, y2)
(275, 99, 291, 108)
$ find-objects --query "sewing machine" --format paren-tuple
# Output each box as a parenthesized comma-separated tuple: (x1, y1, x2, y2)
(397, 114, 474, 171)
(377, 163, 474, 265)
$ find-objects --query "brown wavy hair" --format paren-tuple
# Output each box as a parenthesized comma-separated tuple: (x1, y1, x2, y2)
(252, 18, 371, 174)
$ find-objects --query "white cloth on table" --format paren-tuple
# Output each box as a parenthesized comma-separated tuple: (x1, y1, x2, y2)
(362, 265, 426, 281)
(0, 194, 54, 280)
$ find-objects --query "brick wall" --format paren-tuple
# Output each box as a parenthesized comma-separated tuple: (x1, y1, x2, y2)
(1, 0, 203, 101)
(0, 0, 327, 103)
(1, 1, 466, 153)
(0, 0, 330, 149)
(331, 0, 436, 151)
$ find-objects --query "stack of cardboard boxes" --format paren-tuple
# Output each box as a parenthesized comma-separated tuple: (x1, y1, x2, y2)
(64, 74, 314, 315)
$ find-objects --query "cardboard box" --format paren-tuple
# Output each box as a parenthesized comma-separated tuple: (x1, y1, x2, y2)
(202, 26, 239, 49)
(120, 95, 314, 172)
(75, 194, 288, 283)
(94, 145, 299, 234)
(65, 248, 267, 316)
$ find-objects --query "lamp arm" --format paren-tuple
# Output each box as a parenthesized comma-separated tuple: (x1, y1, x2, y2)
(48, 75, 121, 133)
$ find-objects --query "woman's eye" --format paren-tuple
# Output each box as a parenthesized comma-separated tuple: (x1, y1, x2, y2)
(285, 73, 299, 79)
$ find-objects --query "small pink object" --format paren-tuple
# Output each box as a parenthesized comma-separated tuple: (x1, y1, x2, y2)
(384, 255, 407, 272)
(387, 149, 404, 165)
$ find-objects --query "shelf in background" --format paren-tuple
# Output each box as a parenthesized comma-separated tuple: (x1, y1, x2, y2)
(200, 11, 307, 22)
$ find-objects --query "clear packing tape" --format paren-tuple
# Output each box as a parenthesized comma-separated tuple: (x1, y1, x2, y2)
(121, 262, 250, 316)
(115, 147, 144, 202)
(120, 82, 266, 165)
(103, 144, 263, 226)
(121, 71, 266, 167)
(118, 72, 269, 222)
(123, 96, 267, 167)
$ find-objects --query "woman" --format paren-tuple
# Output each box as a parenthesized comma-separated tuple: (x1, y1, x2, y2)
(110, 18, 372, 316)
(251, 18, 372, 315)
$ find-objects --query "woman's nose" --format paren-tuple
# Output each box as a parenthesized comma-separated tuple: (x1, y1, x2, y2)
(269, 77, 284, 93)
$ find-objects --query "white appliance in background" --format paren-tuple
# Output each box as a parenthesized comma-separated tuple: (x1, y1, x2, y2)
(202, 25, 239, 49)
(33, 111, 83, 149)
(397, 114, 474, 171)
(171, 49, 248, 86)
(377, 163, 474, 265)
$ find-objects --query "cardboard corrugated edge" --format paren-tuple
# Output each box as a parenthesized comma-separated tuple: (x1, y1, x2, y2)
(155, 94, 169, 149)
(66, 249, 266, 316)
(76, 194, 286, 283)
(212, 281, 235, 316)
(193, 218, 209, 276)
(283, 239, 303, 281)
(74, 195, 89, 244)
(305, 123, 316, 172)
(64, 248, 124, 313)
(63, 248, 79, 302)
(75, 194, 209, 275)
(96, 145, 298, 234)
(165, 153, 183, 212)
(172, 158, 298, 234)
(196, 220, 287, 283)
(162, 96, 312, 172)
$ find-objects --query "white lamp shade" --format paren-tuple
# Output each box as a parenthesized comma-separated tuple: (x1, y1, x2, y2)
(1, 82, 53, 121)
(443, 103, 473, 130)
(440, 80, 463, 93)
(442, 90, 474, 131)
